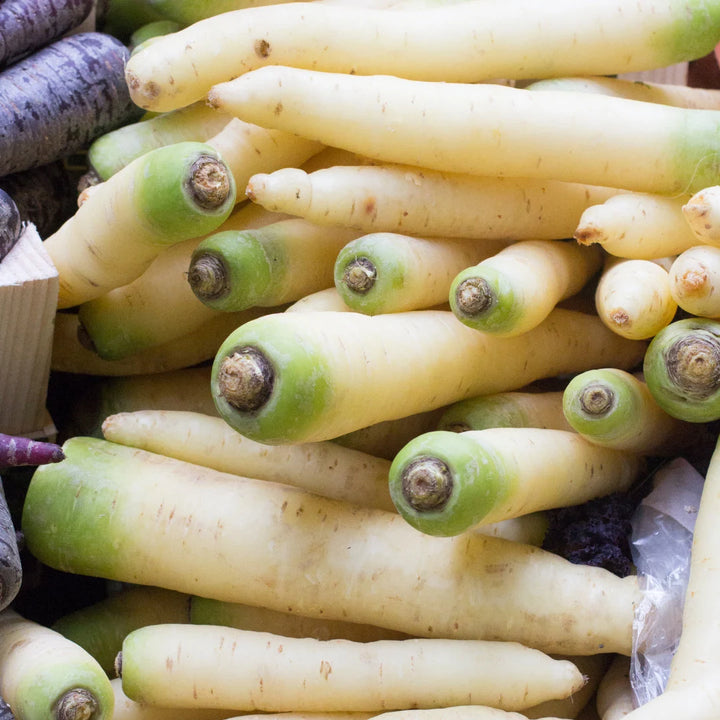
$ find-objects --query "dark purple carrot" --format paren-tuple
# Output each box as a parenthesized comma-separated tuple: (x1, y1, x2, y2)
(0, 161, 77, 238)
(0, 434, 65, 469)
(0, 189, 22, 262)
(0, 32, 144, 178)
(0, 696, 14, 720)
(0, 481, 22, 612)
(0, 0, 95, 68)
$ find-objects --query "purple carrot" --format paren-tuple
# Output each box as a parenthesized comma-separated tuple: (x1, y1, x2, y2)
(0, 0, 95, 68)
(0, 32, 144, 178)
(0, 161, 77, 239)
(0, 188, 22, 262)
(0, 433, 65, 468)
(0, 480, 21, 611)
(0, 695, 14, 720)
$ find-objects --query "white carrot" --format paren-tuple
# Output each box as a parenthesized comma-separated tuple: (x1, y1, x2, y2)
(669, 244, 720, 317)
(22, 437, 641, 656)
(102, 409, 397, 512)
(594, 257, 678, 340)
(245, 164, 618, 241)
(117, 625, 585, 712)
(528, 75, 720, 110)
(124, 0, 720, 111)
(189, 597, 410, 641)
(110, 678, 234, 720)
(682, 184, 720, 246)
(574, 192, 697, 259)
(335, 233, 508, 315)
(209, 66, 720, 194)
(211, 308, 646, 444)
(449, 239, 603, 337)
(595, 655, 634, 720)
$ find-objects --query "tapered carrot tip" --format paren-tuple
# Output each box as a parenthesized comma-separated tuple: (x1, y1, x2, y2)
(55, 688, 99, 720)
(216, 347, 275, 412)
(0, 433, 65, 468)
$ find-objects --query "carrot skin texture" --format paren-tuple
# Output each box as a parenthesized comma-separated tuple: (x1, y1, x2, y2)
(0, 433, 64, 469)
(0, 189, 21, 261)
(0, 481, 21, 612)
(0, 697, 12, 720)
(0, 162, 76, 238)
(0, 32, 143, 178)
(21, 436, 640, 656)
(0, 0, 95, 67)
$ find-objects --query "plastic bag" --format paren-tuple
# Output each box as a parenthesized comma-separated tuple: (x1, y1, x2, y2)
(629, 457, 704, 708)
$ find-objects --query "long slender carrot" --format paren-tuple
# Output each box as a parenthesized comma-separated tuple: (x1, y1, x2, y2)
(50, 309, 255, 377)
(527, 75, 720, 109)
(210, 307, 646, 444)
(209, 66, 720, 194)
(245, 164, 618, 241)
(21, 436, 641, 656)
(116, 624, 585, 712)
(101, 409, 397, 512)
(449, 239, 603, 336)
(125, 0, 720, 111)
(387, 427, 644, 536)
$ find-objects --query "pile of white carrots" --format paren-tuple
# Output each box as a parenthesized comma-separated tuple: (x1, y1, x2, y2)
(7, 1, 720, 720)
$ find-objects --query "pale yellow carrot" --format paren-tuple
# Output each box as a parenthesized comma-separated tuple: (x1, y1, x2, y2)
(246, 164, 618, 241)
(669, 244, 720, 317)
(574, 192, 696, 259)
(594, 257, 678, 340)
(117, 625, 585, 712)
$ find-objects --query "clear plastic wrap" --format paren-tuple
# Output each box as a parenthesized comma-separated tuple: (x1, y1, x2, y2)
(629, 457, 704, 707)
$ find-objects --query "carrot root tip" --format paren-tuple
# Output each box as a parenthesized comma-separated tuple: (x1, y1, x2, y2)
(400, 456, 454, 513)
(217, 347, 275, 412)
